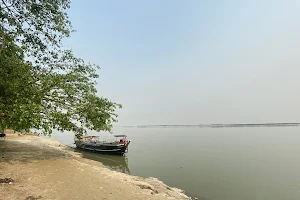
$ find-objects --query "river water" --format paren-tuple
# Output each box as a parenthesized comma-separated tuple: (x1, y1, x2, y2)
(48, 126, 300, 200)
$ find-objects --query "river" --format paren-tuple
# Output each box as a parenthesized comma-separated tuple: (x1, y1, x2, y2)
(48, 126, 300, 200)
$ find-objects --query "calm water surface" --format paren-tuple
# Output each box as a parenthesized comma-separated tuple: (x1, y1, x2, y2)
(49, 127, 300, 200)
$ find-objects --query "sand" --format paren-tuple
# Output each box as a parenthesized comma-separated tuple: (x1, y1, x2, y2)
(0, 136, 191, 200)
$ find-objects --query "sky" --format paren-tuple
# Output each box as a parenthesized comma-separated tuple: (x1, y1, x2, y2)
(64, 0, 300, 125)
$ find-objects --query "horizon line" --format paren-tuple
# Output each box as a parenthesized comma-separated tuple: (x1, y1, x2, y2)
(116, 122, 300, 127)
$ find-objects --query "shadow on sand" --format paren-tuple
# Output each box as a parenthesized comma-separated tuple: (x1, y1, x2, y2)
(0, 139, 130, 175)
(0, 140, 68, 163)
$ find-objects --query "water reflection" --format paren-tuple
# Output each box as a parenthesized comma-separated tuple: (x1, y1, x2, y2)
(74, 149, 130, 174)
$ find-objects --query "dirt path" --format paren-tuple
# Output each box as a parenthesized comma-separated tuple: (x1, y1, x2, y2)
(0, 136, 190, 200)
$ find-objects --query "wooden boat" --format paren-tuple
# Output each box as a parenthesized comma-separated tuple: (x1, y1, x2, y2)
(74, 135, 131, 155)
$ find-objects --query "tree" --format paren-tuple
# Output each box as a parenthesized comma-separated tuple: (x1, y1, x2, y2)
(0, 0, 121, 137)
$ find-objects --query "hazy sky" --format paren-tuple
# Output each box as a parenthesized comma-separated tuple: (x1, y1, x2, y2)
(65, 0, 300, 125)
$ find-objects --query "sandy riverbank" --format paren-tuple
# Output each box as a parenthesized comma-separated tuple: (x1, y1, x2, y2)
(0, 135, 191, 200)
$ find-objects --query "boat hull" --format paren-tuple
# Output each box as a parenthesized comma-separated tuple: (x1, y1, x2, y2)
(74, 141, 129, 155)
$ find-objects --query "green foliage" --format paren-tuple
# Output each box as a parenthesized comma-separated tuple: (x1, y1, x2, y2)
(0, 0, 121, 137)
(0, 0, 72, 54)
(0, 33, 41, 131)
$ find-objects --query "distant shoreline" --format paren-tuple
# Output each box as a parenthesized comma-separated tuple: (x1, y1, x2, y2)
(117, 123, 300, 128)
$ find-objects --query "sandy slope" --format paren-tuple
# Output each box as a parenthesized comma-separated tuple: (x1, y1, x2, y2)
(0, 136, 191, 200)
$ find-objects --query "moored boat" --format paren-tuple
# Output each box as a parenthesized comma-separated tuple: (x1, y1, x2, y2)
(74, 135, 131, 155)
